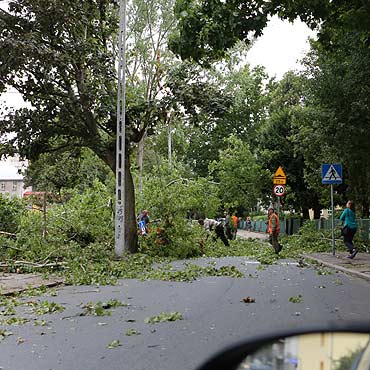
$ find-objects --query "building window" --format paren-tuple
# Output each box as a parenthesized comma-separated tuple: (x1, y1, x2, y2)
(12, 181, 17, 191)
(0, 183, 5, 191)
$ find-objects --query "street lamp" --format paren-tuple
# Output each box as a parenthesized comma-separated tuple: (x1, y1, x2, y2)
(115, 0, 126, 258)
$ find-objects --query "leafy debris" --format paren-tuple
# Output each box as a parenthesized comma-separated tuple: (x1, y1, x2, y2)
(81, 299, 126, 316)
(125, 328, 141, 336)
(289, 295, 303, 303)
(242, 296, 256, 303)
(144, 311, 183, 324)
(28, 300, 65, 315)
(107, 339, 121, 349)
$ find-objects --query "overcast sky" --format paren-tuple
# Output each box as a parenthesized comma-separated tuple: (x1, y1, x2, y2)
(247, 16, 316, 79)
(0, 13, 315, 110)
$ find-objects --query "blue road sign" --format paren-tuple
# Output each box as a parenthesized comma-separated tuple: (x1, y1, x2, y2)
(138, 220, 147, 236)
(322, 163, 342, 184)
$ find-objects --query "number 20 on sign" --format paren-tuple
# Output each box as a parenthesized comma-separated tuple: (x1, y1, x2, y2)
(273, 185, 286, 197)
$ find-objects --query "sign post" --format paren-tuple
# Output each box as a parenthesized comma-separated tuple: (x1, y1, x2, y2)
(322, 164, 343, 256)
(273, 167, 286, 217)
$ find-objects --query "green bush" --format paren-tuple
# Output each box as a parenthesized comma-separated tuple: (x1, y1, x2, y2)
(15, 210, 51, 261)
(49, 180, 114, 244)
(136, 159, 220, 258)
(139, 218, 206, 259)
(2, 180, 114, 264)
(0, 194, 26, 233)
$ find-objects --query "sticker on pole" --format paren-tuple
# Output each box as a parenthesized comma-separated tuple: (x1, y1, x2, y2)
(322, 164, 342, 184)
(273, 185, 286, 197)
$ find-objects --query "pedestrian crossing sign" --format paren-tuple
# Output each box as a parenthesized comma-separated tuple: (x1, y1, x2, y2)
(322, 163, 342, 184)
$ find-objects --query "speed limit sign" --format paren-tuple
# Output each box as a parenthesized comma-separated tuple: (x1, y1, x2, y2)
(273, 185, 286, 197)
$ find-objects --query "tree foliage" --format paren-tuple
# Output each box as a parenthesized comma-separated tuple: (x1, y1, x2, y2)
(0, 194, 25, 233)
(23, 148, 113, 194)
(138, 158, 220, 220)
(169, 0, 369, 62)
(176, 59, 268, 176)
(334, 347, 363, 370)
(297, 31, 370, 216)
(210, 135, 267, 210)
(0, 0, 236, 252)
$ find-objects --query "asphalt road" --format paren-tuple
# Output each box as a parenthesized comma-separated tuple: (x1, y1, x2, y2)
(1, 256, 370, 370)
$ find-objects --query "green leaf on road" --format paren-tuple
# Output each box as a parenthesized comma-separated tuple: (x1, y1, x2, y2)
(29, 301, 65, 315)
(145, 312, 183, 324)
(82, 300, 126, 316)
(34, 319, 48, 326)
(125, 328, 141, 336)
(107, 339, 121, 349)
(1, 317, 29, 326)
(289, 295, 303, 303)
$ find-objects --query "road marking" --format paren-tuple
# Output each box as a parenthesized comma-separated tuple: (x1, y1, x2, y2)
(241, 261, 299, 266)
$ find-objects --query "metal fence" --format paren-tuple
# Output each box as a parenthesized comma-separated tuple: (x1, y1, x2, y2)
(314, 218, 370, 241)
(239, 218, 370, 241)
(239, 218, 303, 235)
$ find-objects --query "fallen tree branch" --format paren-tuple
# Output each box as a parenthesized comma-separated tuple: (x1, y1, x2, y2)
(0, 231, 16, 237)
(0, 260, 67, 269)
(0, 244, 22, 251)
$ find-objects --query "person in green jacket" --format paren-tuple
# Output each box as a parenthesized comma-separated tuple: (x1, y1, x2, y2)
(339, 200, 358, 259)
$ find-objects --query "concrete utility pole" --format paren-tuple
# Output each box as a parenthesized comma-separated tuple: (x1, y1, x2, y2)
(167, 112, 172, 165)
(115, 0, 127, 258)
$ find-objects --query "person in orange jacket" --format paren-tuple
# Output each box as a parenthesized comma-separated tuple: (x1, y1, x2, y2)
(231, 213, 238, 240)
(267, 207, 282, 254)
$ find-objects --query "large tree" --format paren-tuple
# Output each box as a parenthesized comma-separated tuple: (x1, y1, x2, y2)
(169, 0, 369, 62)
(209, 135, 267, 210)
(171, 51, 269, 177)
(0, 0, 169, 252)
(169, 0, 370, 216)
(0, 0, 233, 253)
(124, 0, 179, 195)
(257, 72, 324, 217)
(296, 32, 370, 216)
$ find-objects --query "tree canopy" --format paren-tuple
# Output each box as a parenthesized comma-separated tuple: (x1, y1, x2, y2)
(169, 0, 370, 62)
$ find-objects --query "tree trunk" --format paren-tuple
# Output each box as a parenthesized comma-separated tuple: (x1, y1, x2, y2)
(124, 155, 138, 253)
(361, 200, 370, 218)
(313, 206, 321, 219)
(137, 131, 147, 197)
(302, 207, 309, 219)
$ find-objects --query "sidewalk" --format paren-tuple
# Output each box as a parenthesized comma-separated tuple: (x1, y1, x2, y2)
(0, 273, 63, 295)
(237, 229, 267, 240)
(301, 252, 370, 282)
(237, 229, 370, 282)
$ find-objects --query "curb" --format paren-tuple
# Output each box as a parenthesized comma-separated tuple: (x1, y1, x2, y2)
(301, 254, 370, 283)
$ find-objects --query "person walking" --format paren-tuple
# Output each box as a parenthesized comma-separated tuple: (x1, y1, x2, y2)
(267, 207, 282, 254)
(231, 213, 238, 240)
(340, 200, 358, 259)
(246, 216, 252, 232)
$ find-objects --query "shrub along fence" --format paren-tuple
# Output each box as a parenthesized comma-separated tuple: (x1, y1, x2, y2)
(239, 218, 370, 241)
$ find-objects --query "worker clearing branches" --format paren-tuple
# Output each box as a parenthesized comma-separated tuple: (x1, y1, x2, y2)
(267, 207, 283, 254)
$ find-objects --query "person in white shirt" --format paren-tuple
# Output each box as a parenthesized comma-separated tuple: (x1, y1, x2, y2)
(198, 218, 229, 246)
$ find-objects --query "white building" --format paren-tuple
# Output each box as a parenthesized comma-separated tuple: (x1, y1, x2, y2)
(0, 156, 32, 198)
